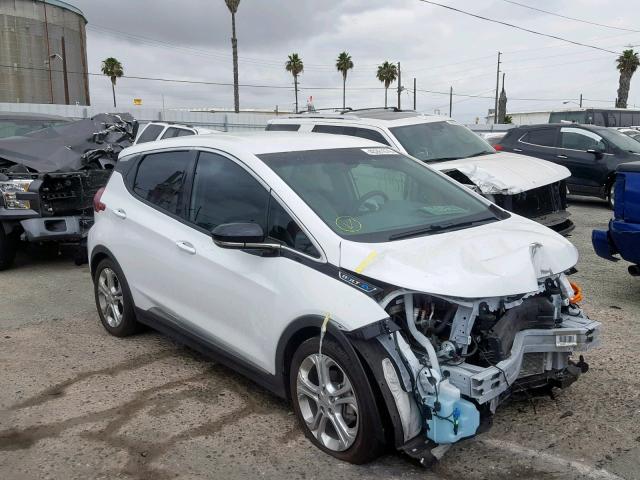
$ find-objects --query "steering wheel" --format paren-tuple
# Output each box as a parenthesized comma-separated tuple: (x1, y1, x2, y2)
(355, 190, 389, 214)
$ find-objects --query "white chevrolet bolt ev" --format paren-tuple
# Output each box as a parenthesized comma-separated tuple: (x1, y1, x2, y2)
(88, 132, 600, 465)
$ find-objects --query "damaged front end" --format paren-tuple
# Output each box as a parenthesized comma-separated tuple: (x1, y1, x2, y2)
(445, 169, 574, 236)
(347, 273, 599, 464)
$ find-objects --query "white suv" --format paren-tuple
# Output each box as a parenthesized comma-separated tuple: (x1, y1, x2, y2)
(267, 109, 575, 235)
(88, 132, 599, 465)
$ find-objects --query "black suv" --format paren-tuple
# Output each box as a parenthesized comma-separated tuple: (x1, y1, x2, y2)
(497, 124, 640, 208)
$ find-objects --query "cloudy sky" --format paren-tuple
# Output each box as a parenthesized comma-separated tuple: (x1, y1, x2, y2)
(72, 0, 640, 123)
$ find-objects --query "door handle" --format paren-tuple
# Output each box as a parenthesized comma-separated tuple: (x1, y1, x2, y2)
(513, 148, 523, 152)
(557, 154, 568, 159)
(112, 208, 127, 219)
(176, 241, 196, 255)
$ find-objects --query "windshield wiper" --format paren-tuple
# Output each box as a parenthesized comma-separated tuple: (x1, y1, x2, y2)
(388, 217, 497, 241)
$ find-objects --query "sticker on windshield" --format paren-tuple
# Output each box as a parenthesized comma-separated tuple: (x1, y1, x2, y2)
(335, 216, 362, 233)
(361, 147, 397, 156)
(419, 205, 469, 215)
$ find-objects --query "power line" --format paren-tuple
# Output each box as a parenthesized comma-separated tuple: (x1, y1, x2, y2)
(416, 0, 620, 55)
(500, 0, 640, 33)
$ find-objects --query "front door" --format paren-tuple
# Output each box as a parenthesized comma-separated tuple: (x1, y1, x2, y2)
(557, 127, 608, 193)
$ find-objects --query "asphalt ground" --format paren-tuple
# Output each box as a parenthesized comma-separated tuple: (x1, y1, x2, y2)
(1, 196, 639, 480)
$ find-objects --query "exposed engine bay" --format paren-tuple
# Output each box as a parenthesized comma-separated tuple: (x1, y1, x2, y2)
(352, 272, 600, 462)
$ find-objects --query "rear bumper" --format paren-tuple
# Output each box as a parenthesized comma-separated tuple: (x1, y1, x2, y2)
(593, 219, 640, 265)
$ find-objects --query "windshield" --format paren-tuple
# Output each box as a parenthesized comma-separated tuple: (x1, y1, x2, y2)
(600, 128, 640, 153)
(389, 121, 495, 162)
(259, 147, 503, 243)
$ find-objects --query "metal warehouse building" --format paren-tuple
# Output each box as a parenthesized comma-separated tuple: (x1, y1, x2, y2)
(0, 0, 90, 105)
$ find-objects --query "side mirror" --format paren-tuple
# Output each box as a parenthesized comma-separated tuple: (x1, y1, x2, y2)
(586, 148, 604, 159)
(211, 222, 280, 250)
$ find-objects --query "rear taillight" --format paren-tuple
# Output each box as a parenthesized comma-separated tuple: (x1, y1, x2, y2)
(493, 144, 504, 151)
(93, 187, 106, 212)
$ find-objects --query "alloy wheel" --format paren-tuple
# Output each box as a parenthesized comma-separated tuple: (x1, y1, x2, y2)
(296, 353, 359, 452)
(97, 267, 125, 328)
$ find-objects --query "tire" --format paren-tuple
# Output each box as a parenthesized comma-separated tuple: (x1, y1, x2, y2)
(93, 258, 140, 337)
(0, 227, 17, 271)
(607, 180, 616, 210)
(289, 336, 386, 464)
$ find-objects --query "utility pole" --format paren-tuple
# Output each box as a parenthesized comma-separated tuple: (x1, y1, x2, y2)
(449, 86, 453, 117)
(579, 93, 583, 108)
(397, 62, 402, 110)
(494, 51, 502, 124)
(413, 77, 417, 110)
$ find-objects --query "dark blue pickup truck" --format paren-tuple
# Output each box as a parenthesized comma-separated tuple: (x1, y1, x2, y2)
(592, 161, 640, 275)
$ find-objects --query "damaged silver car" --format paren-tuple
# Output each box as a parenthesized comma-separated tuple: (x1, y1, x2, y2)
(0, 113, 137, 269)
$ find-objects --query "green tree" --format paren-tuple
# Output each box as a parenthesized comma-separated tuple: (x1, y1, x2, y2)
(286, 53, 304, 112)
(225, 0, 241, 112)
(376, 61, 398, 108)
(616, 49, 640, 108)
(101, 57, 123, 108)
(336, 51, 354, 110)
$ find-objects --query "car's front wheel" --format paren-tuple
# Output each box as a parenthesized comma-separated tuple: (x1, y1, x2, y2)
(607, 180, 616, 210)
(93, 258, 140, 337)
(289, 336, 386, 464)
(0, 227, 17, 271)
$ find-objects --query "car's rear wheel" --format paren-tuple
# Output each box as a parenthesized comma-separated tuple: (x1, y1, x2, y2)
(289, 336, 385, 464)
(0, 227, 17, 271)
(93, 258, 139, 337)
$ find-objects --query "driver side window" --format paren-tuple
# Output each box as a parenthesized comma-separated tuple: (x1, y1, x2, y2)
(267, 196, 320, 258)
(561, 127, 605, 151)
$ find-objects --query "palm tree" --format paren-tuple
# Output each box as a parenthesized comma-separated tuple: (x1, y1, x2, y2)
(616, 49, 640, 108)
(336, 52, 354, 110)
(101, 57, 123, 108)
(285, 53, 304, 112)
(225, 0, 241, 113)
(376, 61, 398, 108)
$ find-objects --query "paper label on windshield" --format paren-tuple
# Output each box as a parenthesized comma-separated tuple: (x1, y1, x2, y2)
(419, 205, 469, 215)
(361, 147, 397, 156)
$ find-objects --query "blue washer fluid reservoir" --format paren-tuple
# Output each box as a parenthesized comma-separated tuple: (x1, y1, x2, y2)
(425, 380, 480, 444)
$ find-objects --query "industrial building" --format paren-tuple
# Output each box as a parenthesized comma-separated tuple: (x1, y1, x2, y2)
(0, 0, 90, 105)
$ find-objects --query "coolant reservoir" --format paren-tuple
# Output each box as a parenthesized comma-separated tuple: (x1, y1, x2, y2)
(425, 380, 480, 444)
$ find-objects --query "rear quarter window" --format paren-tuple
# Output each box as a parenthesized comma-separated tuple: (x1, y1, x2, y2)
(520, 128, 557, 147)
(266, 123, 300, 131)
(136, 124, 164, 143)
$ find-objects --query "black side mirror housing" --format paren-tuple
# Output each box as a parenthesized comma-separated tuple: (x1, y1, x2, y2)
(211, 222, 280, 250)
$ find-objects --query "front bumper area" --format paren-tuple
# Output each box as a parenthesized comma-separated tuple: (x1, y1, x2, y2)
(593, 219, 640, 268)
(444, 314, 600, 405)
(20, 215, 91, 242)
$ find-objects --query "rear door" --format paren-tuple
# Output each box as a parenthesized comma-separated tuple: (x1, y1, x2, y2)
(111, 149, 197, 314)
(557, 127, 609, 193)
(509, 126, 559, 162)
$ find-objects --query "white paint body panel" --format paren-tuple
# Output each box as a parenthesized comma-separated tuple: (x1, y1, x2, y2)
(89, 133, 579, 376)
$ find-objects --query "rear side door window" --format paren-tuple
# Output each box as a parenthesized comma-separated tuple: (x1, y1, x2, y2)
(132, 151, 192, 214)
(186, 152, 270, 231)
(136, 124, 164, 143)
(520, 128, 557, 147)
